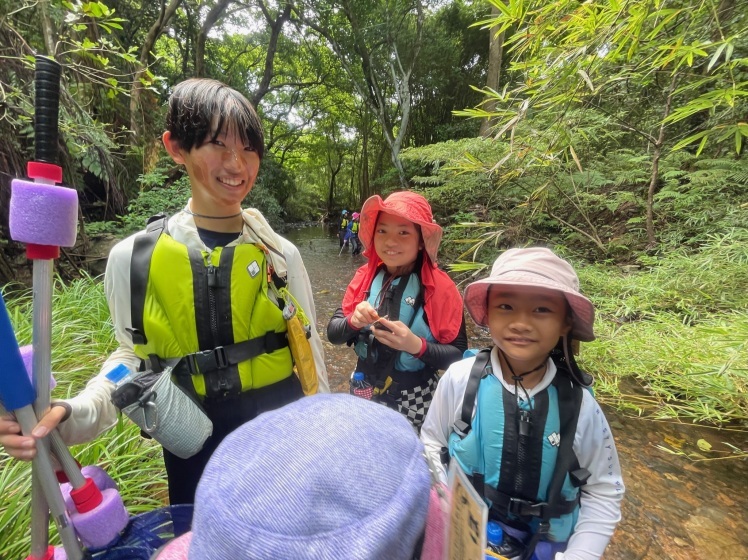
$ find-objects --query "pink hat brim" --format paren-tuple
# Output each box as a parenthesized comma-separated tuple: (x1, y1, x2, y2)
(151, 531, 193, 560)
(463, 273, 595, 342)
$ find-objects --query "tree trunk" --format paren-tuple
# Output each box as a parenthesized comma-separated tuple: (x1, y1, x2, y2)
(195, 0, 233, 77)
(39, 0, 56, 56)
(646, 75, 678, 246)
(130, 0, 182, 142)
(360, 106, 371, 201)
(251, 1, 293, 107)
(479, 5, 503, 138)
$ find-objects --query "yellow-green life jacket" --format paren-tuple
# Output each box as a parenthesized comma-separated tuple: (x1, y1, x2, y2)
(128, 216, 293, 398)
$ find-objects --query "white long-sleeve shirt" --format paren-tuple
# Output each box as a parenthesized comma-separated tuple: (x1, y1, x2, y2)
(58, 206, 329, 445)
(420, 346, 623, 560)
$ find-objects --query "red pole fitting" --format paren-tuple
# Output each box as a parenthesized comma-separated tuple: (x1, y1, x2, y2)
(26, 244, 60, 260)
(55, 469, 69, 484)
(70, 477, 103, 513)
(25, 545, 55, 560)
(27, 162, 63, 183)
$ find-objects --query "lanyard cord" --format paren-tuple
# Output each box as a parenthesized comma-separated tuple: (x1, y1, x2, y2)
(498, 349, 547, 411)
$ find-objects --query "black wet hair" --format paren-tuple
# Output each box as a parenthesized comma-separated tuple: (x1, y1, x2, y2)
(166, 78, 264, 159)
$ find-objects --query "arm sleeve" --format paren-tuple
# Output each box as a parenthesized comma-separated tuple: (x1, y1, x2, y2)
(326, 307, 360, 345)
(282, 238, 330, 394)
(561, 392, 625, 560)
(420, 358, 472, 485)
(56, 236, 140, 445)
(420, 315, 468, 370)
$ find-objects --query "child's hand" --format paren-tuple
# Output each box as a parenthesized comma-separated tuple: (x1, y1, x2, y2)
(371, 318, 423, 355)
(0, 405, 67, 461)
(350, 301, 379, 329)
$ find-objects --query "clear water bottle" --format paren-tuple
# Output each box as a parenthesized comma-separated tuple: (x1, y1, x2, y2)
(485, 520, 525, 560)
(349, 372, 373, 400)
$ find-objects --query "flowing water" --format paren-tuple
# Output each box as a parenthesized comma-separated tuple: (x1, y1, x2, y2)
(285, 225, 748, 560)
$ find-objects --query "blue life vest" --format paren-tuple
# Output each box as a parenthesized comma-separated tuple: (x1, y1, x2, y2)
(448, 349, 589, 548)
(354, 269, 436, 373)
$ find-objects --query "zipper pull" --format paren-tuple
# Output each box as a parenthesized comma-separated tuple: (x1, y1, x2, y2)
(207, 264, 218, 288)
(518, 410, 532, 437)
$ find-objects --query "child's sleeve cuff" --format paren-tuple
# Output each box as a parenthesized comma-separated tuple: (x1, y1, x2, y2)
(412, 337, 427, 358)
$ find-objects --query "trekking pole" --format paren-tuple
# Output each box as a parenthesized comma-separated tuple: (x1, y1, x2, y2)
(9, 55, 128, 557)
(338, 239, 348, 257)
(0, 294, 83, 559)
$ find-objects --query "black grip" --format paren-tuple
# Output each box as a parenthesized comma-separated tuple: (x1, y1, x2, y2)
(34, 55, 61, 164)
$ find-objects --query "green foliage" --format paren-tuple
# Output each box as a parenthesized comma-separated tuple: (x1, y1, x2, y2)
(0, 277, 167, 558)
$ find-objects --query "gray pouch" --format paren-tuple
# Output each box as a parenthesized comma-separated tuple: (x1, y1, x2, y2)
(121, 367, 213, 459)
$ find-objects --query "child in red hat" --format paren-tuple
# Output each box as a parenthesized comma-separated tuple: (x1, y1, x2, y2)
(327, 191, 467, 429)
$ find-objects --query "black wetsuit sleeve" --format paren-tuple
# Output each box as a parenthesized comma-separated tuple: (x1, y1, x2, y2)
(326, 307, 360, 344)
(420, 314, 468, 371)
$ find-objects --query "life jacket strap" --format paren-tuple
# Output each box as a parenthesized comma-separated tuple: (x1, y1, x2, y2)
(170, 330, 289, 377)
(128, 213, 169, 346)
(455, 347, 492, 437)
(482, 483, 580, 520)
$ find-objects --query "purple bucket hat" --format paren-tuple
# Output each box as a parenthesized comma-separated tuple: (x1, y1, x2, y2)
(463, 247, 596, 342)
(172, 393, 431, 560)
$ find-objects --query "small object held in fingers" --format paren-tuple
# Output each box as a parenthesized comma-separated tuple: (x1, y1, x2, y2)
(372, 315, 392, 333)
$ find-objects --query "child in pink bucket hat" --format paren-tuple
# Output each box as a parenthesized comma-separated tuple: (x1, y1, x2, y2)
(421, 247, 624, 560)
(327, 191, 466, 429)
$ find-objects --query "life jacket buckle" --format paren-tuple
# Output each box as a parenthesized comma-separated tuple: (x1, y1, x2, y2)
(508, 497, 546, 518)
(186, 346, 228, 375)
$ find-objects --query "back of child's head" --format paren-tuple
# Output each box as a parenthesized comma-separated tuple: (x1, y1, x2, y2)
(155, 393, 431, 560)
(166, 78, 264, 159)
(464, 247, 595, 342)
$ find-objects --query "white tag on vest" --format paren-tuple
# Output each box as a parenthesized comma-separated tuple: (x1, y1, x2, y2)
(247, 260, 260, 277)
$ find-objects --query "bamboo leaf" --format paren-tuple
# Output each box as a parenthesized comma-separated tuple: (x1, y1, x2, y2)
(577, 69, 594, 91)
(707, 43, 727, 72)
(569, 144, 583, 172)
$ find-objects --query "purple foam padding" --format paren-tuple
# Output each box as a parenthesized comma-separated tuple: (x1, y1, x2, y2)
(9, 179, 78, 247)
(69, 488, 129, 549)
(81, 465, 118, 492)
(60, 467, 118, 512)
(53, 548, 67, 560)
(19, 345, 56, 390)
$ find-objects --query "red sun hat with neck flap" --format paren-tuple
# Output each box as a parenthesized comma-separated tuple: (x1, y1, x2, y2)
(358, 191, 443, 263)
(342, 191, 463, 343)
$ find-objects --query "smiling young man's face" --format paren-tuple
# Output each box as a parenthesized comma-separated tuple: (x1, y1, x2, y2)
(164, 126, 260, 213)
(487, 285, 571, 376)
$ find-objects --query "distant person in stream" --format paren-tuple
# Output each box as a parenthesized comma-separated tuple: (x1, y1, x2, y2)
(421, 247, 624, 560)
(327, 191, 467, 430)
(0, 78, 329, 506)
(338, 209, 349, 247)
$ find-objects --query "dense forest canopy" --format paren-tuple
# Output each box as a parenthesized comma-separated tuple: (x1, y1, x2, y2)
(0, 0, 746, 283)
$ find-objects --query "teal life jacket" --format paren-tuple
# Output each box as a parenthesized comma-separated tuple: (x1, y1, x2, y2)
(448, 349, 591, 554)
(353, 269, 436, 373)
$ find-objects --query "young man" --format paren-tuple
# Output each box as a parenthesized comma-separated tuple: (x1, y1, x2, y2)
(0, 79, 329, 505)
